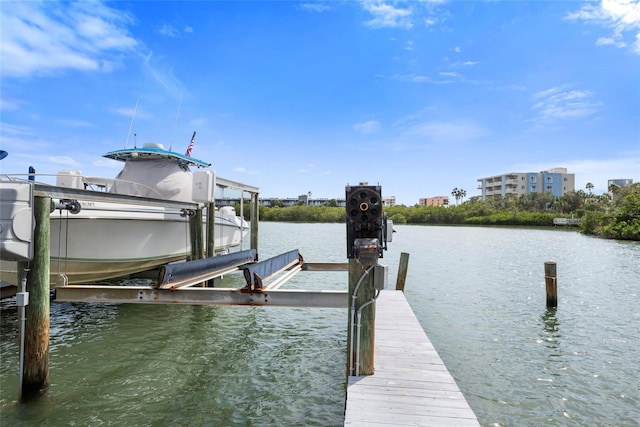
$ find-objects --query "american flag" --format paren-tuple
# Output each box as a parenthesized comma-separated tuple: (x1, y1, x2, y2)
(185, 131, 196, 156)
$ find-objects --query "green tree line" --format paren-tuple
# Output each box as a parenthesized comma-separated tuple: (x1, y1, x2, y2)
(243, 183, 640, 241)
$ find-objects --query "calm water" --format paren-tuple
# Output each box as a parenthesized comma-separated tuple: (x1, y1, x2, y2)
(1, 223, 639, 426)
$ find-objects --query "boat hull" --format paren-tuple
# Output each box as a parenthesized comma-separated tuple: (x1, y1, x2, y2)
(1, 201, 247, 286)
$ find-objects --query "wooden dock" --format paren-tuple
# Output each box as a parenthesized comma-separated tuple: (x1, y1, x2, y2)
(344, 290, 480, 426)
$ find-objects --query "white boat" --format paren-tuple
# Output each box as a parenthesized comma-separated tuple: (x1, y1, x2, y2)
(0, 142, 252, 286)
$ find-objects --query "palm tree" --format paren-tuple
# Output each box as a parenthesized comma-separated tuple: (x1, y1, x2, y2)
(451, 187, 467, 205)
(586, 182, 594, 194)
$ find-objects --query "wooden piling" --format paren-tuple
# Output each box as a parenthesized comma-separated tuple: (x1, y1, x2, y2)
(347, 259, 376, 376)
(250, 193, 259, 257)
(189, 208, 205, 286)
(544, 261, 557, 308)
(206, 202, 216, 259)
(20, 196, 51, 399)
(189, 207, 204, 261)
(395, 252, 410, 291)
(206, 202, 216, 287)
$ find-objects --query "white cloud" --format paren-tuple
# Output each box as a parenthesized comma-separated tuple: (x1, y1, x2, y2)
(596, 36, 627, 47)
(112, 106, 152, 121)
(353, 120, 381, 134)
(49, 155, 80, 167)
(396, 117, 489, 144)
(0, 122, 34, 137)
(141, 52, 186, 100)
(158, 24, 179, 37)
(0, 1, 138, 78)
(567, 0, 640, 54)
(532, 87, 600, 122)
(55, 119, 94, 128)
(299, 3, 331, 13)
(361, 2, 413, 29)
(0, 98, 22, 111)
(156, 23, 194, 37)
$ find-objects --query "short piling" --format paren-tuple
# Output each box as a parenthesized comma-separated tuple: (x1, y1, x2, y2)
(395, 252, 410, 291)
(20, 196, 51, 399)
(544, 261, 557, 308)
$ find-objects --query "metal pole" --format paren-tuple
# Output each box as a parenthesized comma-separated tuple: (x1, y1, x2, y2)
(17, 268, 29, 399)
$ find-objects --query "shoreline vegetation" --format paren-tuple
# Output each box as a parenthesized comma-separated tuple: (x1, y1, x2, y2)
(245, 183, 640, 242)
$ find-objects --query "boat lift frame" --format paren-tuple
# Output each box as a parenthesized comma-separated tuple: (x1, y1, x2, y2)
(55, 249, 349, 308)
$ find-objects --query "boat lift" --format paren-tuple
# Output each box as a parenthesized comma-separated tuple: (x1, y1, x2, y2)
(54, 249, 350, 308)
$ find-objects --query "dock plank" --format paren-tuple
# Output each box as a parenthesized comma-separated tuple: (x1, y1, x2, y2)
(344, 290, 480, 426)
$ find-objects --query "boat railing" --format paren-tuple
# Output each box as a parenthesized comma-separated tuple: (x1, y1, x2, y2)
(2, 173, 165, 200)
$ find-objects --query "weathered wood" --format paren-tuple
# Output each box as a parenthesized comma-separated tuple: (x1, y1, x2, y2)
(544, 261, 557, 308)
(344, 290, 480, 426)
(302, 262, 349, 271)
(189, 207, 204, 261)
(395, 252, 410, 291)
(206, 202, 216, 287)
(21, 196, 51, 399)
(206, 202, 216, 258)
(347, 259, 376, 376)
(250, 192, 259, 257)
(188, 208, 205, 287)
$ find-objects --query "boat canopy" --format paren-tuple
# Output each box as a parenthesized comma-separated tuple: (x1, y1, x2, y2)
(106, 143, 210, 202)
(103, 143, 211, 168)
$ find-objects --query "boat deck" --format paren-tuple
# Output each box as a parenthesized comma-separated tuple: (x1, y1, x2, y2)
(344, 290, 480, 426)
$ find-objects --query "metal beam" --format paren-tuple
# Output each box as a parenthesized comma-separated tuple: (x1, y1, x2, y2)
(215, 177, 259, 195)
(54, 286, 348, 308)
(302, 262, 349, 271)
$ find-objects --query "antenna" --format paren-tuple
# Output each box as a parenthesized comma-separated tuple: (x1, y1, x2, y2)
(170, 91, 184, 151)
(125, 99, 139, 149)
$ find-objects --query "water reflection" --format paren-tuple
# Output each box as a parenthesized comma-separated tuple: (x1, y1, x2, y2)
(540, 308, 562, 359)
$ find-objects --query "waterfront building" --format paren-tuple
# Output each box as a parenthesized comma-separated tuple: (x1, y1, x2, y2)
(382, 196, 396, 207)
(477, 167, 575, 201)
(419, 196, 449, 207)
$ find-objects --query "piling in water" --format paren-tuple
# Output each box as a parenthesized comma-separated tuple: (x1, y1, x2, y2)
(20, 196, 51, 399)
(544, 261, 557, 308)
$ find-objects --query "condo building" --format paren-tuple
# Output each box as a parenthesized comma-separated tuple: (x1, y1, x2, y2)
(419, 196, 449, 207)
(477, 167, 575, 201)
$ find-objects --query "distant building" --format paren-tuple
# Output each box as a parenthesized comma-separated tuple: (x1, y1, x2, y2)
(382, 196, 396, 207)
(419, 196, 449, 207)
(608, 178, 634, 201)
(608, 178, 633, 190)
(477, 167, 575, 201)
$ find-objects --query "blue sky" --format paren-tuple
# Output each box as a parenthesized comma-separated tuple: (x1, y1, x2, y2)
(1, 0, 639, 205)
